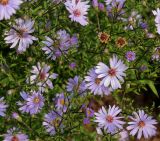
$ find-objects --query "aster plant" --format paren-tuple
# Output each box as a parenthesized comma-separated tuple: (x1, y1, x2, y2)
(27, 62, 58, 92)
(4, 18, 37, 53)
(0, 0, 160, 140)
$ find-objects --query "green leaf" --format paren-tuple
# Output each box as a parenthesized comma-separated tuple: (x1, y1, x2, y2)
(135, 80, 159, 97)
(147, 81, 159, 98)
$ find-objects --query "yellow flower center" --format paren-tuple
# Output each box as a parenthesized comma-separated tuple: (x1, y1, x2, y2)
(34, 97, 40, 103)
(51, 118, 60, 127)
(60, 99, 65, 105)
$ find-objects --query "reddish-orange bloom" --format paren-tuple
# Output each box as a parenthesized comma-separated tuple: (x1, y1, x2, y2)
(115, 37, 127, 48)
(98, 32, 110, 43)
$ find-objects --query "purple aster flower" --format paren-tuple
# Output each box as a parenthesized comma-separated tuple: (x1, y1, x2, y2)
(69, 62, 76, 69)
(92, 0, 98, 8)
(42, 30, 78, 60)
(140, 22, 148, 29)
(0, 0, 22, 20)
(70, 34, 78, 47)
(153, 8, 160, 34)
(127, 110, 157, 139)
(140, 65, 147, 71)
(54, 93, 68, 114)
(146, 32, 155, 39)
(4, 19, 37, 53)
(18, 91, 44, 115)
(152, 47, 160, 61)
(65, 0, 90, 26)
(125, 51, 136, 62)
(83, 118, 90, 125)
(43, 111, 62, 135)
(94, 105, 125, 134)
(12, 112, 19, 119)
(85, 68, 112, 96)
(17, 91, 30, 113)
(122, 11, 142, 30)
(95, 55, 128, 90)
(118, 130, 129, 141)
(98, 3, 105, 11)
(27, 62, 58, 92)
(106, 0, 126, 18)
(4, 127, 28, 141)
(86, 107, 94, 118)
(0, 97, 8, 117)
(66, 76, 87, 95)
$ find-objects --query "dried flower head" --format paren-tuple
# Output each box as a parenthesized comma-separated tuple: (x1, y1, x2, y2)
(115, 37, 127, 48)
(98, 32, 110, 44)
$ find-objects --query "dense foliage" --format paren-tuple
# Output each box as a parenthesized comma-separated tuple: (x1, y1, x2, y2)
(0, 0, 160, 141)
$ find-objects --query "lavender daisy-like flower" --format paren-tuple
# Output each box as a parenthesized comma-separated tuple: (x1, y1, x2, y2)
(85, 68, 112, 96)
(69, 62, 76, 69)
(153, 8, 160, 34)
(125, 51, 136, 62)
(43, 111, 62, 135)
(123, 11, 142, 30)
(152, 47, 160, 61)
(98, 3, 105, 11)
(26, 91, 44, 115)
(27, 62, 58, 92)
(106, 0, 126, 18)
(54, 93, 68, 114)
(95, 55, 128, 90)
(127, 110, 157, 139)
(86, 107, 94, 118)
(83, 118, 90, 125)
(66, 75, 87, 95)
(118, 130, 129, 141)
(0, 0, 22, 20)
(94, 105, 125, 134)
(65, 0, 90, 26)
(0, 97, 8, 117)
(42, 30, 78, 60)
(18, 91, 44, 115)
(92, 0, 98, 8)
(4, 18, 37, 53)
(4, 127, 28, 141)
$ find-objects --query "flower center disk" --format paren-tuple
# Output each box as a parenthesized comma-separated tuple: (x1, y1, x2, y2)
(39, 72, 46, 80)
(34, 97, 40, 103)
(11, 136, 19, 141)
(73, 9, 81, 17)
(138, 121, 145, 128)
(0, 0, 9, 5)
(106, 115, 113, 123)
(95, 78, 101, 85)
(108, 68, 116, 76)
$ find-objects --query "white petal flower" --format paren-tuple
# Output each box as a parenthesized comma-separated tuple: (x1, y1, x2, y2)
(127, 110, 157, 139)
(95, 55, 128, 90)
(0, 0, 22, 20)
(94, 105, 125, 134)
(65, 0, 90, 26)
(4, 19, 37, 53)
